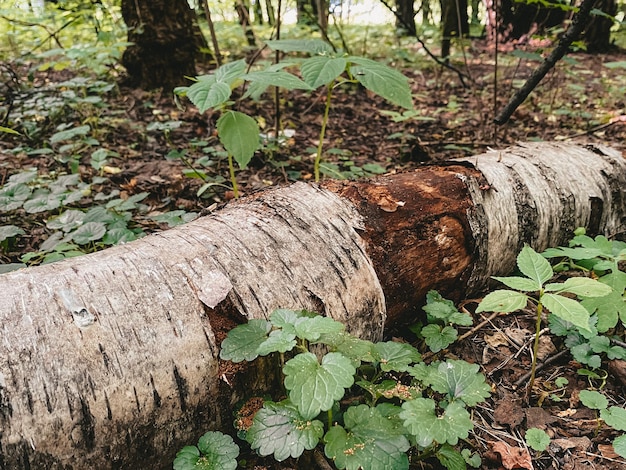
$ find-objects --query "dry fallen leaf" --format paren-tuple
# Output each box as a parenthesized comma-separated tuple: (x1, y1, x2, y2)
(490, 441, 533, 470)
(598, 443, 620, 459)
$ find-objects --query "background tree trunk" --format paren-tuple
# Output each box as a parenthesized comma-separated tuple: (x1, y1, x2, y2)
(120, 0, 200, 90)
(1, 142, 625, 468)
(583, 0, 617, 52)
(441, 0, 469, 59)
(395, 0, 417, 36)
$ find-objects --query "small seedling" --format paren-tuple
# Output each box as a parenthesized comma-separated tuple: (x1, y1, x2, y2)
(579, 389, 626, 458)
(476, 245, 612, 397)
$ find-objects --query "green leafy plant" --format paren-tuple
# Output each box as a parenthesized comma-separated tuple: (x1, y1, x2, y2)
(525, 428, 551, 452)
(476, 245, 612, 396)
(176, 305, 490, 469)
(579, 389, 626, 458)
(175, 38, 414, 193)
(411, 290, 474, 353)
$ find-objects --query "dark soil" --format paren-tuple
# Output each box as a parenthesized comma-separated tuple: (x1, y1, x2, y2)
(1, 40, 626, 469)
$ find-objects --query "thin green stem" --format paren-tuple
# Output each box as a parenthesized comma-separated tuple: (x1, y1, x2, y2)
(227, 153, 239, 198)
(528, 293, 544, 398)
(314, 82, 334, 182)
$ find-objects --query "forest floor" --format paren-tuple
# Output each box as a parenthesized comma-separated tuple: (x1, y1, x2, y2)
(1, 39, 626, 469)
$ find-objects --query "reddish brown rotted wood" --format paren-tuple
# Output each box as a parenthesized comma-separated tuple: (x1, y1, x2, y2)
(322, 165, 481, 324)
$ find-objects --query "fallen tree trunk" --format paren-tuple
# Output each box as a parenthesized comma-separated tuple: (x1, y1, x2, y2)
(0, 142, 624, 469)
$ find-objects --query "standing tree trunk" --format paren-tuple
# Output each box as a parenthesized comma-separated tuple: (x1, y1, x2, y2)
(121, 0, 201, 90)
(396, 0, 417, 36)
(583, 0, 617, 52)
(441, 0, 469, 59)
(1, 143, 625, 468)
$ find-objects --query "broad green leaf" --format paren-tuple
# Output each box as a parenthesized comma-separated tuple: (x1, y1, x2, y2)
(400, 398, 473, 447)
(542, 293, 591, 332)
(579, 389, 608, 410)
(599, 270, 626, 293)
(247, 400, 324, 461)
(301, 56, 347, 89)
(216, 111, 260, 169)
(50, 124, 90, 143)
(214, 59, 247, 84)
(475, 290, 528, 313)
(219, 319, 271, 362)
(102, 227, 139, 245)
(517, 245, 553, 285)
(604, 61, 626, 69)
(242, 70, 312, 91)
(601, 406, 626, 431)
(323, 404, 410, 470)
(348, 57, 413, 109)
(544, 277, 612, 297)
(0, 182, 31, 210)
(187, 80, 232, 113)
(317, 331, 375, 365)
(423, 290, 472, 326)
(23, 192, 62, 213)
(543, 246, 603, 260)
(373, 341, 421, 372)
(283, 351, 355, 419)
(173, 445, 201, 470)
(47, 210, 85, 231)
(256, 329, 297, 356)
(461, 448, 482, 468)
(492, 275, 541, 292)
(269, 308, 302, 334)
(570, 343, 602, 368)
(427, 360, 491, 406)
(422, 324, 458, 353)
(437, 443, 467, 470)
(525, 428, 551, 452)
(197, 431, 239, 470)
(294, 315, 345, 341)
(612, 434, 626, 459)
(0, 126, 20, 135)
(0, 225, 24, 242)
(265, 39, 334, 54)
(70, 222, 106, 244)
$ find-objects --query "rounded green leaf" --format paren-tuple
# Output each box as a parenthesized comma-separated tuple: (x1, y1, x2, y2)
(293, 315, 345, 342)
(219, 319, 271, 362)
(601, 406, 626, 431)
(400, 398, 472, 447)
(247, 400, 324, 461)
(542, 293, 591, 333)
(525, 428, 551, 452)
(283, 351, 355, 419)
(256, 329, 297, 356)
(373, 341, 421, 372)
(517, 245, 553, 285)
(612, 434, 626, 459)
(70, 222, 106, 244)
(475, 290, 529, 313)
(0, 183, 31, 210)
(173, 445, 200, 470)
(579, 389, 608, 410)
(0, 225, 25, 242)
(196, 431, 239, 470)
(323, 405, 410, 470)
(422, 324, 457, 353)
(427, 360, 491, 406)
(217, 111, 260, 169)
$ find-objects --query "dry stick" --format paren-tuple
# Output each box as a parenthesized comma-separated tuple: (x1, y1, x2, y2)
(377, 0, 469, 87)
(493, 0, 596, 124)
(314, 449, 334, 470)
(513, 348, 571, 390)
(273, 0, 282, 136)
(202, 0, 222, 66)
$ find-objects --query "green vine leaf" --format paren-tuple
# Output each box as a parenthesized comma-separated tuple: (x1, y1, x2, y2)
(247, 400, 324, 461)
(256, 329, 297, 356)
(283, 352, 355, 419)
(186, 80, 231, 113)
(516, 245, 553, 285)
(492, 275, 541, 292)
(173, 431, 239, 470)
(542, 293, 592, 332)
(475, 290, 529, 313)
(427, 360, 491, 406)
(581, 289, 626, 332)
(216, 110, 260, 169)
(323, 404, 410, 470)
(400, 399, 473, 447)
(373, 341, 421, 372)
(219, 319, 271, 363)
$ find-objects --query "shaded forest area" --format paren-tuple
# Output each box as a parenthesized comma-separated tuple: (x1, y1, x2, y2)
(1, 1, 626, 469)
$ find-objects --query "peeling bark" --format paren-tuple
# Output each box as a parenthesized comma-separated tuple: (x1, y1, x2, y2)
(0, 142, 625, 468)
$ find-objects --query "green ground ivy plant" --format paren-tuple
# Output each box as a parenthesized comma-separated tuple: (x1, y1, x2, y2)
(476, 244, 612, 396)
(175, 38, 413, 193)
(174, 307, 489, 470)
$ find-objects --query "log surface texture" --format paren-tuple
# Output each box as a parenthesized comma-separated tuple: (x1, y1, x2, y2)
(0, 142, 624, 469)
